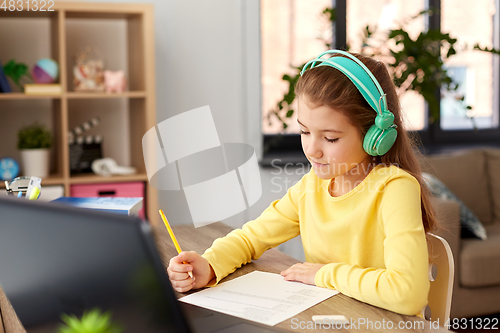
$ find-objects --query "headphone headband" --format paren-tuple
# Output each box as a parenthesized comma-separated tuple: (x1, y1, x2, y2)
(300, 50, 398, 156)
(300, 50, 388, 115)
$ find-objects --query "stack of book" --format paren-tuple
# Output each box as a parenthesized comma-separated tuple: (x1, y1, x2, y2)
(0, 59, 11, 93)
(23, 83, 62, 95)
(51, 197, 143, 217)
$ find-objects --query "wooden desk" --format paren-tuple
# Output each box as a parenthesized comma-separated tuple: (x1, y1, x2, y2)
(154, 222, 450, 333)
(0, 222, 450, 332)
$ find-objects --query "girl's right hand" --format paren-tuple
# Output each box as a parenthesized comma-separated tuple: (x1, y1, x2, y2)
(167, 251, 215, 292)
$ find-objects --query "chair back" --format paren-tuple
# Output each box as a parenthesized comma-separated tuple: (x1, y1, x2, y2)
(422, 233, 454, 328)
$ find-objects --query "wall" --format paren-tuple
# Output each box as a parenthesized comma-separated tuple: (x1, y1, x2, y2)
(86, 0, 306, 259)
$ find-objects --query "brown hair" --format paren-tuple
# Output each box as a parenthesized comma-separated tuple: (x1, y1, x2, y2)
(295, 52, 438, 233)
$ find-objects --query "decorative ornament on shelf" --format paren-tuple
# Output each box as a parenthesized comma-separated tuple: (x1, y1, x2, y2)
(31, 58, 59, 84)
(4, 176, 42, 200)
(0, 157, 20, 181)
(73, 46, 105, 92)
(24, 58, 62, 95)
(104, 70, 127, 93)
(68, 117, 103, 175)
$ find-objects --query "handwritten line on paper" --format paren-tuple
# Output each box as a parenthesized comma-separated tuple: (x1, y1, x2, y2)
(178, 271, 339, 326)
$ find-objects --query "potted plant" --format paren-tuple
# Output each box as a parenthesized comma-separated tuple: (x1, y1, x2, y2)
(17, 122, 52, 178)
(58, 308, 123, 333)
(3, 59, 32, 92)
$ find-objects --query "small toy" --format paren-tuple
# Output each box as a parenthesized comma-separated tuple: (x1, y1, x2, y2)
(68, 117, 103, 174)
(104, 70, 127, 93)
(0, 157, 20, 181)
(31, 58, 59, 84)
(73, 46, 105, 91)
(91, 158, 136, 177)
(5, 176, 42, 200)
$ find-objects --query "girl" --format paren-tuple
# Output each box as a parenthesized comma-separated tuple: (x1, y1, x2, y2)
(167, 50, 437, 316)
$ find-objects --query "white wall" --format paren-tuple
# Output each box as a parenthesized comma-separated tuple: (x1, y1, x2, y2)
(70, 0, 306, 260)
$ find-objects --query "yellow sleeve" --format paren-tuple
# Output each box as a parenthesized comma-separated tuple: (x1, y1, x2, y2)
(314, 175, 430, 316)
(201, 174, 305, 286)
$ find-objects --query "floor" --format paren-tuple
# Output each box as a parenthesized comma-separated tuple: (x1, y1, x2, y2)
(452, 312, 500, 332)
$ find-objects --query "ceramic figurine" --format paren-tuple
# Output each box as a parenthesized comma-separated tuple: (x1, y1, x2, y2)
(104, 70, 127, 93)
(73, 46, 105, 92)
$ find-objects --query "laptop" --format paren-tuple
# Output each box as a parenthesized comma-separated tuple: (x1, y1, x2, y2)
(0, 196, 283, 333)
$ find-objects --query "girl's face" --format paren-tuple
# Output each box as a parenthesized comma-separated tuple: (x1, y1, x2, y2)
(298, 95, 370, 180)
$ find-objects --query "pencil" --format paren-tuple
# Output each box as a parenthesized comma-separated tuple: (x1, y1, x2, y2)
(159, 209, 194, 279)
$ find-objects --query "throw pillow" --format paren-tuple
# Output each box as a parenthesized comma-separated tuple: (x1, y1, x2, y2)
(423, 172, 487, 240)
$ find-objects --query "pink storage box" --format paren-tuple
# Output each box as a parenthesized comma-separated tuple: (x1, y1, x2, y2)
(70, 182, 145, 220)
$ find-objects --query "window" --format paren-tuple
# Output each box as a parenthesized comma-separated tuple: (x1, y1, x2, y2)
(261, 0, 334, 136)
(346, 0, 427, 131)
(261, 0, 500, 164)
(440, 0, 499, 131)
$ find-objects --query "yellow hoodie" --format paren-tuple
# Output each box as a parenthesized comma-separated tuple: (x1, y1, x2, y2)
(202, 164, 429, 316)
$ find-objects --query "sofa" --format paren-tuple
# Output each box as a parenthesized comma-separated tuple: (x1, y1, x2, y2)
(419, 147, 500, 319)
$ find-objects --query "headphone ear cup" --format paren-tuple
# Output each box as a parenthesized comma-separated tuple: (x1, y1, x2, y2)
(375, 127, 397, 155)
(363, 125, 382, 156)
(363, 125, 398, 156)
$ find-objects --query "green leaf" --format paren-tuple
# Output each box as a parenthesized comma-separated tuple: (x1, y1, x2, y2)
(3, 59, 30, 90)
(58, 308, 124, 333)
(322, 7, 336, 22)
(17, 123, 52, 149)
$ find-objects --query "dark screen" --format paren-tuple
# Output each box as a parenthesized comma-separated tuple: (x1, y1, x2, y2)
(0, 196, 191, 332)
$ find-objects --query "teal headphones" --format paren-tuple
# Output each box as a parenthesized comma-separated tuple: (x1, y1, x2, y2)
(300, 50, 397, 156)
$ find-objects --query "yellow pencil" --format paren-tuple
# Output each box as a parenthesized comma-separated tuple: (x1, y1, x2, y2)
(159, 209, 194, 279)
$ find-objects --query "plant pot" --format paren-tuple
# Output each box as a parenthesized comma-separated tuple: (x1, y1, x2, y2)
(19, 148, 50, 178)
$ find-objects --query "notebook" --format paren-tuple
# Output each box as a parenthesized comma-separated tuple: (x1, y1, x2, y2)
(0, 196, 283, 333)
(51, 196, 143, 216)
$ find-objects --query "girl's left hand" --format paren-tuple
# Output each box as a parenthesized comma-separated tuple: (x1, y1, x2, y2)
(280, 262, 325, 285)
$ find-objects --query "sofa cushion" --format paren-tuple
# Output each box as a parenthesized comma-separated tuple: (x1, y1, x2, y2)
(485, 148, 500, 224)
(423, 172, 487, 240)
(420, 149, 493, 225)
(460, 224, 500, 287)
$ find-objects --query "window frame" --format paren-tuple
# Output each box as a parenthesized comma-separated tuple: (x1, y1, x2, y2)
(261, 0, 500, 166)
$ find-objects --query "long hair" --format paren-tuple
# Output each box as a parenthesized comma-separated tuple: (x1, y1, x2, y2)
(295, 52, 438, 233)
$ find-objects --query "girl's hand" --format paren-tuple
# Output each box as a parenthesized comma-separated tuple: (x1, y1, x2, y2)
(280, 262, 325, 285)
(167, 251, 215, 292)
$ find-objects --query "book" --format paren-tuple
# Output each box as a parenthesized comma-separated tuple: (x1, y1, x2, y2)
(24, 83, 62, 95)
(0, 59, 12, 93)
(51, 197, 143, 216)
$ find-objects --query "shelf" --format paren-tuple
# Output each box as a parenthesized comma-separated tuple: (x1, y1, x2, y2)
(41, 175, 66, 185)
(0, 174, 65, 189)
(68, 173, 148, 184)
(66, 91, 146, 99)
(0, 2, 151, 18)
(0, 10, 57, 18)
(0, 92, 146, 100)
(0, 93, 61, 100)
(0, 1, 159, 225)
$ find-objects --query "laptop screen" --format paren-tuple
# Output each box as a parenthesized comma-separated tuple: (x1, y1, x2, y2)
(0, 196, 191, 332)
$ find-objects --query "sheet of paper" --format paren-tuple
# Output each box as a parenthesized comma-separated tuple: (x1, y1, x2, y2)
(179, 271, 339, 326)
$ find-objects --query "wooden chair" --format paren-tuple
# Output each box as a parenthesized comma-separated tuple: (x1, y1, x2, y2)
(421, 233, 455, 329)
